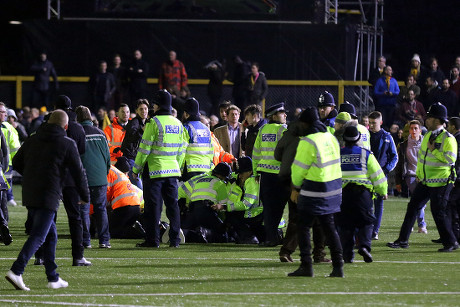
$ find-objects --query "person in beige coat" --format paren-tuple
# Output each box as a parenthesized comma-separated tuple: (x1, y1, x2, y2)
(213, 104, 244, 158)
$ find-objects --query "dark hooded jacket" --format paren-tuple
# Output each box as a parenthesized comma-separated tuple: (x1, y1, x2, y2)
(13, 123, 90, 211)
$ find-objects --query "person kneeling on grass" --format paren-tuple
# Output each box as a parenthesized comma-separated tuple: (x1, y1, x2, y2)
(180, 162, 232, 243)
(212, 156, 265, 244)
(106, 156, 145, 239)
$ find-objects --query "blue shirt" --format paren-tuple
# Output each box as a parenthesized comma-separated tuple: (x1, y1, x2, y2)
(228, 123, 240, 157)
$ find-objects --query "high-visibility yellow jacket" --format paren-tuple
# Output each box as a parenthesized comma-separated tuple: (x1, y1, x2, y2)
(252, 122, 286, 175)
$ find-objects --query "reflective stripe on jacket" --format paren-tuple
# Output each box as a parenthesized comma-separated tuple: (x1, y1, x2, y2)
(226, 176, 262, 218)
(252, 123, 286, 175)
(107, 165, 140, 210)
(184, 121, 214, 173)
(104, 117, 126, 165)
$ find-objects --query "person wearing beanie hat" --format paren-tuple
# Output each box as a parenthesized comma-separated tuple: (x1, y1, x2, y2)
(133, 90, 188, 248)
(182, 97, 214, 181)
(409, 53, 428, 85)
(388, 104, 459, 252)
(212, 156, 264, 244)
(114, 156, 131, 174)
(107, 162, 144, 239)
(337, 125, 388, 263)
(289, 101, 344, 277)
(179, 163, 230, 243)
(317, 91, 338, 134)
(276, 106, 331, 264)
(338, 102, 371, 150)
(333, 112, 352, 147)
(55, 95, 72, 111)
(252, 101, 288, 246)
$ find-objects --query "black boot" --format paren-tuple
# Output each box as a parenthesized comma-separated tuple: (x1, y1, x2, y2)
(288, 263, 314, 277)
(329, 264, 344, 278)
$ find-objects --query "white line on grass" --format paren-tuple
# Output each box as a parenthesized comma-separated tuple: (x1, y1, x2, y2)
(1, 257, 460, 264)
(0, 300, 149, 307)
(3, 291, 460, 298)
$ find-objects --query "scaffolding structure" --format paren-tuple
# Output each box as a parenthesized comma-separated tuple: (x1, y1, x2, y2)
(47, 0, 61, 20)
(326, 0, 384, 115)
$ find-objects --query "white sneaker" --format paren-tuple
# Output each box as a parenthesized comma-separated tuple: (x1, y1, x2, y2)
(7, 199, 17, 207)
(47, 277, 69, 289)
(5, 270, 30, 291)
(418, 227, 428, 234)
(161, 226, 185, 244)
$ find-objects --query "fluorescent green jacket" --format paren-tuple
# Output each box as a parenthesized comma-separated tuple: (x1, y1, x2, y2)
(417, 129, 457, 187)
(133, 115, 188, 178)
(226, 176, 262, 218)
(252, 123, 286, 175)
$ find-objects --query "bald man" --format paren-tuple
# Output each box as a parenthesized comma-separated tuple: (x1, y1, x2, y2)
(6, 110, 90, 291)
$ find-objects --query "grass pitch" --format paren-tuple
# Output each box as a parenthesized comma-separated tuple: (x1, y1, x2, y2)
(1, 186, 460, 306)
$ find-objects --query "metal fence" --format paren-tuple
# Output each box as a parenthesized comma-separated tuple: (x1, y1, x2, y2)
(0, 76, 378, 118)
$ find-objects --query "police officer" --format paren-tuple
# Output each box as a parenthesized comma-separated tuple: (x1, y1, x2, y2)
(181, 162, 232, 243)
(387, 103, 459, 252)
(133, 90, 188, 248)
(338, 101, 371, 150)
(318, 91, 337, 134)
(337, 126, 388, 263)
(182, 97, 214, 181)
(213, 156, 264, 244)
(252, 102, 289, 246)
(288, 107, 344, 278)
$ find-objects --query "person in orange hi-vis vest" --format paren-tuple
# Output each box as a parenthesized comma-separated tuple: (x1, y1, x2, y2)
(107, 156, 145, 238)
(104, 104, 130, 165)
(200, 115, 236, 165)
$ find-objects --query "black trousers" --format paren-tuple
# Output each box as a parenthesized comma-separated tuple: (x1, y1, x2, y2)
(143, 177, 180, 246)
(0, 190, 7, 226)
(109, 205, 142, 238)
(225, 211, 265, 242)
(297, 206, 343, 267)
(62, 186, 84, 260)
(259, 172, 290, 243)
(182, 200, 226, 237)
(447, 185, 460, 240)
(279, 198, 327, 261)
(336, 185, 375, 260)
(398, 182, 457, 247)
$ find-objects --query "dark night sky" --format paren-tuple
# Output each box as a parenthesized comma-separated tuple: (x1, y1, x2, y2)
(384, 0, 459, 79)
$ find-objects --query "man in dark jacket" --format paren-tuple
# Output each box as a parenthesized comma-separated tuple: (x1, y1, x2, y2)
(53, 96, 91, 266)
(276, 111, 330, 264)
(241, 104, 267, 158)
(6, 110, 90, 291)
(369, 111, 399, 240)
(89, 60, 116, 113)
(121, 99, 149, 189)
(128, 50, 149, 109)
(247, 63, 268, 106)
(75, 106, 111, 249)
(30, 52, 58, 109)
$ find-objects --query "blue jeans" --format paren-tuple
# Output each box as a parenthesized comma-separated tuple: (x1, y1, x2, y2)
(11, 207, 59, 282)
(80, 185, 110, 245)
(406, 176, 427, 228)
(127, 159, 142, 190)
(373, 195, 384, 235)
(79, 203, 91, 246)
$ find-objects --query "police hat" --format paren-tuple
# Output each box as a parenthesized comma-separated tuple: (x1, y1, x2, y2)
(184, 97, 200, 116)
(235, 156, 253, 174)
(212, 162, 232, 180)
(153, 90, 172, 112)
(343, 126, 361, 142)
(55, 95, 72, 110)
(339, 101, 358, 119)
(265, 102, 286, 118)
(426, 102, 448, 123)
(318, 91, 335, 107)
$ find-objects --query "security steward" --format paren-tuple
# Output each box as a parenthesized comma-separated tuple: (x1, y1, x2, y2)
(213, 156, 265, 244)
(182, 97, 214, 181)
(133, 90, 188, 248)
(181, 162, 232, 243)
(288, 107, 344, 278)
(318, 91, 337, 135)
(337, 126, 388, 264)
(387, 103, 459, 252)
(252, 102, 288, 246)
(338, 101, 371, 150)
